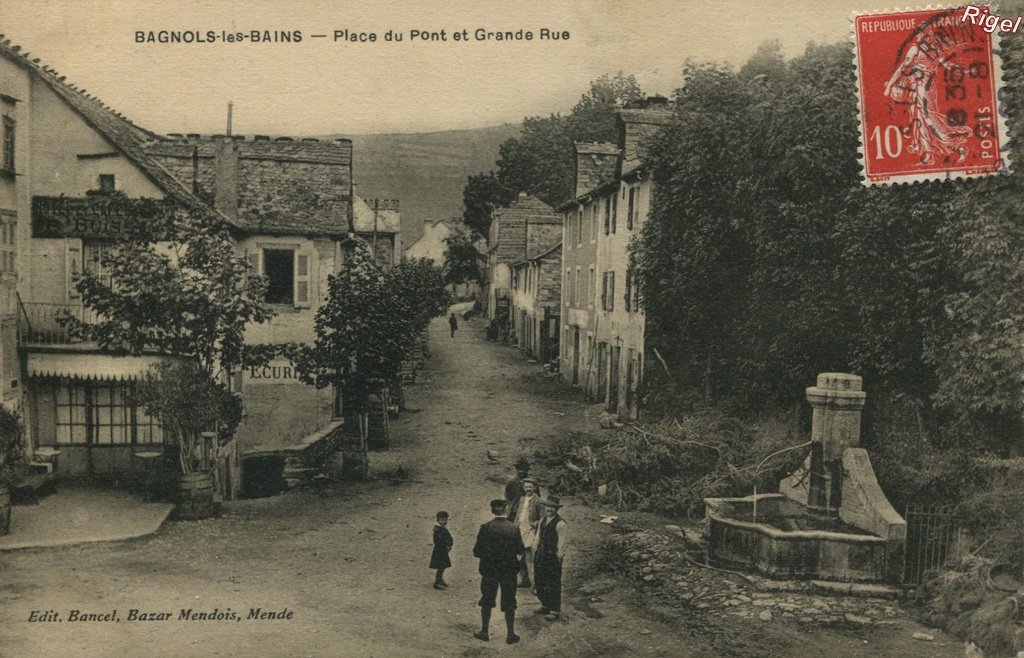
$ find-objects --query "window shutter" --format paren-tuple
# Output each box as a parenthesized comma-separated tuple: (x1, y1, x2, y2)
(294, 250, 311, 307)
(66, 239, 81, 301)
(609, 272, 615, 311)
(627, 188, 635, 231)
(624, 270, 632, 311)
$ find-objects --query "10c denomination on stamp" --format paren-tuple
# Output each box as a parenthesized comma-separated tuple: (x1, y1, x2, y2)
(853, 6, 1010, 185)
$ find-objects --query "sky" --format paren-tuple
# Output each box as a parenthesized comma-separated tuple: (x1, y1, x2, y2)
(2, 0, 899, 136)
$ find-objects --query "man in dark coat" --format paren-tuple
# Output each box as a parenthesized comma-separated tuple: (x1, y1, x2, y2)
(504, 458, 531, 519)
(449, 313, 458, 338)
(533, 495, 568, 621)
(472, 499, 525, 644)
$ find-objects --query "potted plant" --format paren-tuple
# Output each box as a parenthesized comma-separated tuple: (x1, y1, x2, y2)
(0, 406, 25, 535)
(137, 360, 243, 519)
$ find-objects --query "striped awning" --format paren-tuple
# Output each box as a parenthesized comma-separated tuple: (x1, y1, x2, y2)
(26, 352, 169, 381)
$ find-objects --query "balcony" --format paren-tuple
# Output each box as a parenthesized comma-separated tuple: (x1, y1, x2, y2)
(18, 301, 100, 347)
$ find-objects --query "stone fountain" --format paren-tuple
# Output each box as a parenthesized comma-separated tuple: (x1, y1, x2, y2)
(704, 373, 907, 583)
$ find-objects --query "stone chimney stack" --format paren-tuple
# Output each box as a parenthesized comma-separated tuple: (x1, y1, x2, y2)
(617, 96, 673, 168)
(213, 139, 239, 220)
(573, 142, 620, 198)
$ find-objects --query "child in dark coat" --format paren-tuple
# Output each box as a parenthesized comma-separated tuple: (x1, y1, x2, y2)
(430, 511, 453, 589)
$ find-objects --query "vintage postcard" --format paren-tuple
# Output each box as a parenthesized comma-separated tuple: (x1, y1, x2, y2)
(0, 2, 1020, 657)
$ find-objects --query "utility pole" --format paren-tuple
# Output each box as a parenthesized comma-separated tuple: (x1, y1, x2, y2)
(226, 101, 233, 136)
(372, 198, 379, 261)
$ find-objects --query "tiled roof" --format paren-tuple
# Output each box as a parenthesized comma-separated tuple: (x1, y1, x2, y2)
(144, 135, 354, 236)
(511, 240, 562, 266)
(0, 35, 219, 220)
(492, 193, 561, 225)
(574, 142, 620, 156)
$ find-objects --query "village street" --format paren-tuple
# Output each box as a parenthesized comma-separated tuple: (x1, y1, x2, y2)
(0, 313, 964, 658)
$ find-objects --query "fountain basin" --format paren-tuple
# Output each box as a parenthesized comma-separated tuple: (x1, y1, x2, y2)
(705, 494, 903, 583)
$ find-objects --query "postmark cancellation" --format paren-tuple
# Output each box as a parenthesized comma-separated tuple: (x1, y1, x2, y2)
(853, 6, 1010, 185)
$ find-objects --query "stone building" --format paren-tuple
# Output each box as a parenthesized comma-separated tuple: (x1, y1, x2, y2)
(352, 195, 401, 269)
(483, 192, 561, 336)
(143, 134, 355, 459)
(509, 241, 561, 363)
(558, 98, 671, 418)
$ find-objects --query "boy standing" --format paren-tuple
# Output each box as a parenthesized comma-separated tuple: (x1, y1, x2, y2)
(430, 511, 453, 590)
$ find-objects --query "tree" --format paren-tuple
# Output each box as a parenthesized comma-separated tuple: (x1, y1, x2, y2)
(66, 202, 272, 374)
(65, 201, 273, 475)
(443, 227, 485, 286)
(461, 73, 644, 235)
(294, 244, 450, 418)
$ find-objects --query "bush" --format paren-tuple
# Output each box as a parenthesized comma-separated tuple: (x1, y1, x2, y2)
(553, 408, 807, 519)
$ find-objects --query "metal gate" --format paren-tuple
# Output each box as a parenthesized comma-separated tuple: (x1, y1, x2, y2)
(903, 505, 960, 584)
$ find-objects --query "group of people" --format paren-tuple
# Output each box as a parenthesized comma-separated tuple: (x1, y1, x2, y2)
(428, 458, 567, 645)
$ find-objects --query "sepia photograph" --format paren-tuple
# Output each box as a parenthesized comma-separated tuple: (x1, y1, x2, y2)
(0, 1, 1022, 656)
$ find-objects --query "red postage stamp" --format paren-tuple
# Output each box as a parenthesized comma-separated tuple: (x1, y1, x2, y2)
(853, 6, 1010, 184)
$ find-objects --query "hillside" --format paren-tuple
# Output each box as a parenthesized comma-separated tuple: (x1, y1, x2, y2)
(322, 124, 522, 245)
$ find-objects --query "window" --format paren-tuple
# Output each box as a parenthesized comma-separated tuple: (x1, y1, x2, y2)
(565, 268, 572, 306)
(2, 116, 14, 175)
(84, 242, 116, 288)
(0, 218, 14, 275)
(603, 197, 611, 235)
(588, 266, 595, 307)
(590, 203, 597, 239)
(626, 188, 636, 231)
(576, 210, 582, 247)
(98, 174, 116, 193)
(253, 246, 311, 307)
(575, 268, 581, 308)
(56, 381, 162, 445)
(610, 192, 617, 234)
(601, 271, 616, 311)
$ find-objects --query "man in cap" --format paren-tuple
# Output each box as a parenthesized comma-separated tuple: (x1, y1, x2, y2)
(533, 495, 568, 621)
(504, 457, 531, 518)
(472, 498, 525, 644)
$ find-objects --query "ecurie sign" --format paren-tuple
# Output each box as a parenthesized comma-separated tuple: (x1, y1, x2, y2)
(31, 195, 175, 239)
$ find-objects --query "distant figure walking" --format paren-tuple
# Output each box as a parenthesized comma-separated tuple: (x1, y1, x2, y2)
(534, 495, 568, 622)
(430, 511, 453, 590)
(449, 313, 458, 337)
(472, 499, 525, 644)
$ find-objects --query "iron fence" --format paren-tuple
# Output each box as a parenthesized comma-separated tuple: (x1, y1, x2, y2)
(903, 504, 961, 585)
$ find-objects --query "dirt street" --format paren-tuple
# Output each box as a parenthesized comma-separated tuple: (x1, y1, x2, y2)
(0, 314, 967, 657)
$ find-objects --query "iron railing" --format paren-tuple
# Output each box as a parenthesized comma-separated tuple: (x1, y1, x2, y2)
(904, 504, 961, 585)
(17, 300, 100, 346)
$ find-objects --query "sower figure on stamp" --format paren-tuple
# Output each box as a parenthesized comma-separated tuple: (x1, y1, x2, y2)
(511, 478, 542, 588)
(430, 511, 453, 590)
(472, 499, 525, 644)
(534, 495, 568, 622)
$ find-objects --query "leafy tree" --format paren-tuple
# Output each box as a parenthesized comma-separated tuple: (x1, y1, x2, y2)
(461, 73, 644, 235)
(294, 245, 450, 417)
(442, 227, 485, 286)
(66, 204, 272, 375)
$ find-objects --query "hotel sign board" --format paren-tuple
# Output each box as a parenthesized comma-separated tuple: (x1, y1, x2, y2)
(31, 195, 175, 239)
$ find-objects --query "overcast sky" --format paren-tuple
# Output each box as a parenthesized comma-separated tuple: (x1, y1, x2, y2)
(3, 0, 897, 135)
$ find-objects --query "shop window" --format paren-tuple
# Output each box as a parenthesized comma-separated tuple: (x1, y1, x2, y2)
(55, 381, 162, 445)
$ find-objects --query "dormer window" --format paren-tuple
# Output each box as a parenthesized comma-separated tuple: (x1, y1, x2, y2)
(98, 174, 116, 193)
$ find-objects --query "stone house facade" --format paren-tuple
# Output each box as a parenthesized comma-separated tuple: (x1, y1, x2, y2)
(509, 241, 561, 362)
(484, 192, 561, 336)
(558, 99, 671, 419)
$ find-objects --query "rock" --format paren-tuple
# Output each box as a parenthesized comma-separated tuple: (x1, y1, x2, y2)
(643, 575, 655, 582)
(758, 610, 773, 621)
(665, 524, 682, 534)
(912, 632, 934, 642)
(638, 629, 652, 635)
(597, 484, 608, 496)
(844, 614, 872, 625)
(736, 595, 752, 603)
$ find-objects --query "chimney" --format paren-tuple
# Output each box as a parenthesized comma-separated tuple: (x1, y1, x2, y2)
(617, 96, 673, 165)
(573, 142, 620, 198)
(213, 140, 239, 220)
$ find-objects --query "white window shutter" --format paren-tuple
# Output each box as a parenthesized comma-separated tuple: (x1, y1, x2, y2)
(294, 250, 311, 307)
(65, 239, 81, 301)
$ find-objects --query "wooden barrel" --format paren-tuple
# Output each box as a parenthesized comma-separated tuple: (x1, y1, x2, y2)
(176, 471, 215, 520)
(0, 484, 11, 536)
